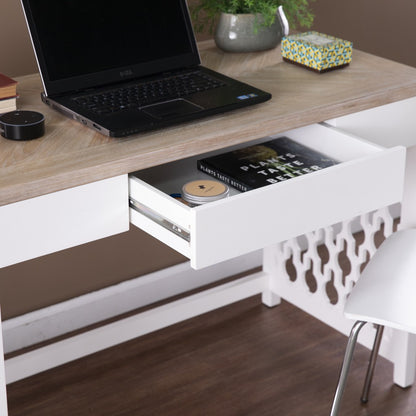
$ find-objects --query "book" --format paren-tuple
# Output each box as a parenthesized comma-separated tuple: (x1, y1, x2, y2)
(0, 73, 18, 100)
(197, 136, 340, 192)
(0, 96, 17, 113)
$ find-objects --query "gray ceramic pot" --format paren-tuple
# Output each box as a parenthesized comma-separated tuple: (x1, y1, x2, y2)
(214, 6, 289, 53)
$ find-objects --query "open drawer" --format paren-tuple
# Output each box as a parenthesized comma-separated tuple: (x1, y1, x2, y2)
(129, 123, 406, 269)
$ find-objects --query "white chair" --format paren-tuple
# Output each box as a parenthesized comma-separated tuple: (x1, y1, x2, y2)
(330, 228, 416, 416)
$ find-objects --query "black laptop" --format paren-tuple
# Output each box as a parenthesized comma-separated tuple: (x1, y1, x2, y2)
(20, 0, 272, 137)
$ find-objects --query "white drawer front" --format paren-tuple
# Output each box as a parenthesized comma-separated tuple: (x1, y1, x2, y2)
(129, 124, 406, 269)
(0, 175, 129, 268)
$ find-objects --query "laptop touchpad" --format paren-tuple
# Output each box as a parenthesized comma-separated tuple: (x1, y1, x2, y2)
(142, 99, 203, 119)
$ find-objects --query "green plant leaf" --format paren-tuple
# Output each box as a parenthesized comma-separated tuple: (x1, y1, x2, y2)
(189, 0, 315, 33)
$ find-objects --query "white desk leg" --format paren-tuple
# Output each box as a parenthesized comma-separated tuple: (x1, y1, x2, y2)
(390, 330, 416, 387)
(399, 145, 416, 230)
(0, 309, 8, 416)
(392, 145, 416, 387)
(261, 246, 281, 307)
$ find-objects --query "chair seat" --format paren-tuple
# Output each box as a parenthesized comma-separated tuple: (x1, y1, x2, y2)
(330, 228, 416, 415)
(345, 228, 416, 334)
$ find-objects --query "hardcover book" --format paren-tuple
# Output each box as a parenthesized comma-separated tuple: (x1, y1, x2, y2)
(197, 136, 339, 192)
(0, 73, 18, 100)
(0, 97, 17, 113)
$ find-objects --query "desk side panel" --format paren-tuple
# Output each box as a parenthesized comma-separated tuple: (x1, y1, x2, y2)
(0, 175, 129, 268)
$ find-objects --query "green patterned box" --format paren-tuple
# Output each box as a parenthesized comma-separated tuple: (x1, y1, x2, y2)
(281, 31, 353, 72)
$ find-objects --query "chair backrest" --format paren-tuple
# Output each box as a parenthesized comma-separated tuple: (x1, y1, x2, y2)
(345, 228, 416, 334)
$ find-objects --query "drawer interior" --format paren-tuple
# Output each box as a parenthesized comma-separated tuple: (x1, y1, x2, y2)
(133, 123, 383, 197)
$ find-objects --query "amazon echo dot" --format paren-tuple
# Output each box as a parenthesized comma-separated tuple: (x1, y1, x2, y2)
(0, 110, 45, 141)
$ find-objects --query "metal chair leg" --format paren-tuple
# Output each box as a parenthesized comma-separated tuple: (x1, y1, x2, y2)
(330, 321, 367, 416)
(361, 324, 384, 403)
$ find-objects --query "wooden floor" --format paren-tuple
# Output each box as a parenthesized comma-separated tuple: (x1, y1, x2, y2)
(5, 294, 416, 416)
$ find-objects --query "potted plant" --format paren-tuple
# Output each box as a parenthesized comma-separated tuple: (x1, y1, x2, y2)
(190, 0, 315, 53)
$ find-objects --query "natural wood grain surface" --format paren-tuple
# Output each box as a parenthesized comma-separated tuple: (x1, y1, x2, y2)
(2, 40, 416, 206)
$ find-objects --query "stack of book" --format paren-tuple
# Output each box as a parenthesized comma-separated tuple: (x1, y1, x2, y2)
(0, 73, 18, 114)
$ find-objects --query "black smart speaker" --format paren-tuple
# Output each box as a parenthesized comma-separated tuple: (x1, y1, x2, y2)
(0, 110, 45, 141)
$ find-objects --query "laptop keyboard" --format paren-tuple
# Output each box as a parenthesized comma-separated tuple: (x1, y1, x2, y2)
(73, 70, 226, 115)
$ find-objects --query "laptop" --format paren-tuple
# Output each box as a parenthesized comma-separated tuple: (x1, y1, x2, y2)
(20, 0, 272, 137)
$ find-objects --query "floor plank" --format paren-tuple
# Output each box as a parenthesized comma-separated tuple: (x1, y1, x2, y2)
(6, 296, 416, 415)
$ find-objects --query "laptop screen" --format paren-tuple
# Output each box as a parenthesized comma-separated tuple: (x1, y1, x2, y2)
(22, 0, 200, 96)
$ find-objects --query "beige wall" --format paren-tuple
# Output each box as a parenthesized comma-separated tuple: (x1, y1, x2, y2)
(1, 0, 415, 319)
(3, 0, 416, 77)
(0, 228, 186, 319)
(311, 0, 416, 68)
(0, 0, 38, 77)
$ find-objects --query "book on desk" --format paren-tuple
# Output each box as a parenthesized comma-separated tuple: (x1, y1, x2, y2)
(0, 73, 18, 113)
(197, 136, 340, 192)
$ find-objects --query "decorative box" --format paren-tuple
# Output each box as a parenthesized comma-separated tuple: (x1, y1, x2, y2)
(281, 31, 353, 72)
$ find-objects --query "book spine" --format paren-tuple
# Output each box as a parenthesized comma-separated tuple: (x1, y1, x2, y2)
(197, 160, 251, 192)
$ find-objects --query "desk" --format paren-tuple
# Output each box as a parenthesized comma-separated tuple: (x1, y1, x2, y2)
(3, 41, 416, 206)
(2, 41, 416, 414)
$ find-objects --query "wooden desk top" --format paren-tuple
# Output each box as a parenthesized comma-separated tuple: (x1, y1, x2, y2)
(2, 40, 416, 207)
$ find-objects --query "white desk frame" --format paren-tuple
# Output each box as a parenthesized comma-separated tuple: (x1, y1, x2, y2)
(2, 45, 416, 414)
